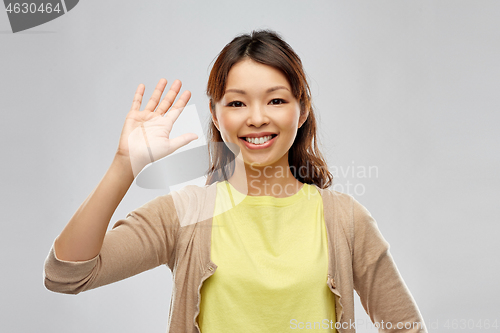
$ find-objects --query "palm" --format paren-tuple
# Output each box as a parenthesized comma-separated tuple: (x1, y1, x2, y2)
(117, 79, 198, 177)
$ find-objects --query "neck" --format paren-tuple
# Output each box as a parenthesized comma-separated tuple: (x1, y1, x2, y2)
(227, 152, 303, 198)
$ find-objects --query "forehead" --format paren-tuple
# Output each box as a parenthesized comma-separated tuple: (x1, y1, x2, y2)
(225, 59, 291, 91)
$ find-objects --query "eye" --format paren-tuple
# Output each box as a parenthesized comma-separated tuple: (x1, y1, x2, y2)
(269, 98, 286, 105)
(227, 101, 244, 107)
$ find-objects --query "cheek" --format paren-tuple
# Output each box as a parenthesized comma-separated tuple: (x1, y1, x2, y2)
(217, 114, 238, 141)
(281, 109, 301, 132)
(286, 115, 299, 128)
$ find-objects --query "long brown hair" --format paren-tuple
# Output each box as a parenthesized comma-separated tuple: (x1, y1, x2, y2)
(205, 29, 333, 189)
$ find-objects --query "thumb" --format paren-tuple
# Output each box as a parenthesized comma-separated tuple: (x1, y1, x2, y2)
(168, 133, 199, 154)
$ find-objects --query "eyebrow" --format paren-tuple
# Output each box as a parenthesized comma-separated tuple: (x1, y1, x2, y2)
(225, 86, 290, 95)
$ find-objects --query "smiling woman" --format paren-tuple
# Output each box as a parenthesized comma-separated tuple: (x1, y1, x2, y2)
(43, 29, 427, 333)
(205, 30, 333, 198)
(209, 58, 313, 197)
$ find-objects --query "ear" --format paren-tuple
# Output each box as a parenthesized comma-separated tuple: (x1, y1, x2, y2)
(298, 107, 310, 129)
(209, 100, 220, 131)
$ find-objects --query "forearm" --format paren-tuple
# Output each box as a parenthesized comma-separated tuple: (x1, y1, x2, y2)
(54, 153, 136, 262)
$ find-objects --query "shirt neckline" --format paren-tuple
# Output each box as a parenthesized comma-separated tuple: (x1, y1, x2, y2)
(220, 180, 310, 207)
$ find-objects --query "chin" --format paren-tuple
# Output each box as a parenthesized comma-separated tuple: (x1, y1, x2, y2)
(242, 156, 280, 168)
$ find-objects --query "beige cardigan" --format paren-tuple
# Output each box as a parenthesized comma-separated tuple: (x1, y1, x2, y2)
(44, 182, 427, 333)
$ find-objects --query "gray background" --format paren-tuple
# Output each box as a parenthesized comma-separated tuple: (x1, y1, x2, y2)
(1, 0, 499, 332)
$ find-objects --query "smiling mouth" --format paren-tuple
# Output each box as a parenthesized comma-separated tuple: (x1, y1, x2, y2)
(240, 134, 278, 144)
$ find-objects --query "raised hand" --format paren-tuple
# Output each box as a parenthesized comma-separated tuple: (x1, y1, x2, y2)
(116, 78, 198, 177)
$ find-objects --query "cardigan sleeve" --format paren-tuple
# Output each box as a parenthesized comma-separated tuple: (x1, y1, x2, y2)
(351, 197, 428, 333)
(43, 193, 180, 294)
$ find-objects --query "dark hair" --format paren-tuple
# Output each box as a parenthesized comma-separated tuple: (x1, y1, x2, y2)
(205, 29, 333, 189)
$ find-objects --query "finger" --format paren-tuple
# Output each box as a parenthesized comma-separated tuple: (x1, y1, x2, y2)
(156, 79, 182, 115)
(163, 90, 192, 128)
(130, 84, 145, 112)
(168, 133, 199, 154)
(144, 78, 168, 112)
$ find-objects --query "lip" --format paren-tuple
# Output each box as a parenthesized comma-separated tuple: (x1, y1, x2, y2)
(239, 134, 278, 150)
(239, 132, 277, 138)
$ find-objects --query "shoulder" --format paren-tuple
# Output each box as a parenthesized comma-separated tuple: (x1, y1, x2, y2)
(317, 187, 379, 240)
(317, 186, 372, 219)
(171, 182, 217, 204)
(168, 182, 218, 227)
(315, 186, 355, 216)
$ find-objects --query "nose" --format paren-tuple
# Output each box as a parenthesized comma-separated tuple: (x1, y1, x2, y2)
(246, 104, 269, 128)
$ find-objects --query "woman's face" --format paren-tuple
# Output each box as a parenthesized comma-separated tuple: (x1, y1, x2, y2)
(211, 58, 308, 168)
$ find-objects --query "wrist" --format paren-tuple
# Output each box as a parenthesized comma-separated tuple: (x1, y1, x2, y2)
(111, 153, 135, 179)
(113, 151, 150, 179)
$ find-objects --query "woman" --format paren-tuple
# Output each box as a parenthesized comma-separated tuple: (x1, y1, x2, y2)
(44, 30, 427, 332)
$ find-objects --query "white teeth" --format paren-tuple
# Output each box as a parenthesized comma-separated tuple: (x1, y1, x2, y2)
(245, 135, 273, 145)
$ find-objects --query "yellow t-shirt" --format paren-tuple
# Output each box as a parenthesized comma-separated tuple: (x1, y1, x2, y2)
(198, 181, 336, 332)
